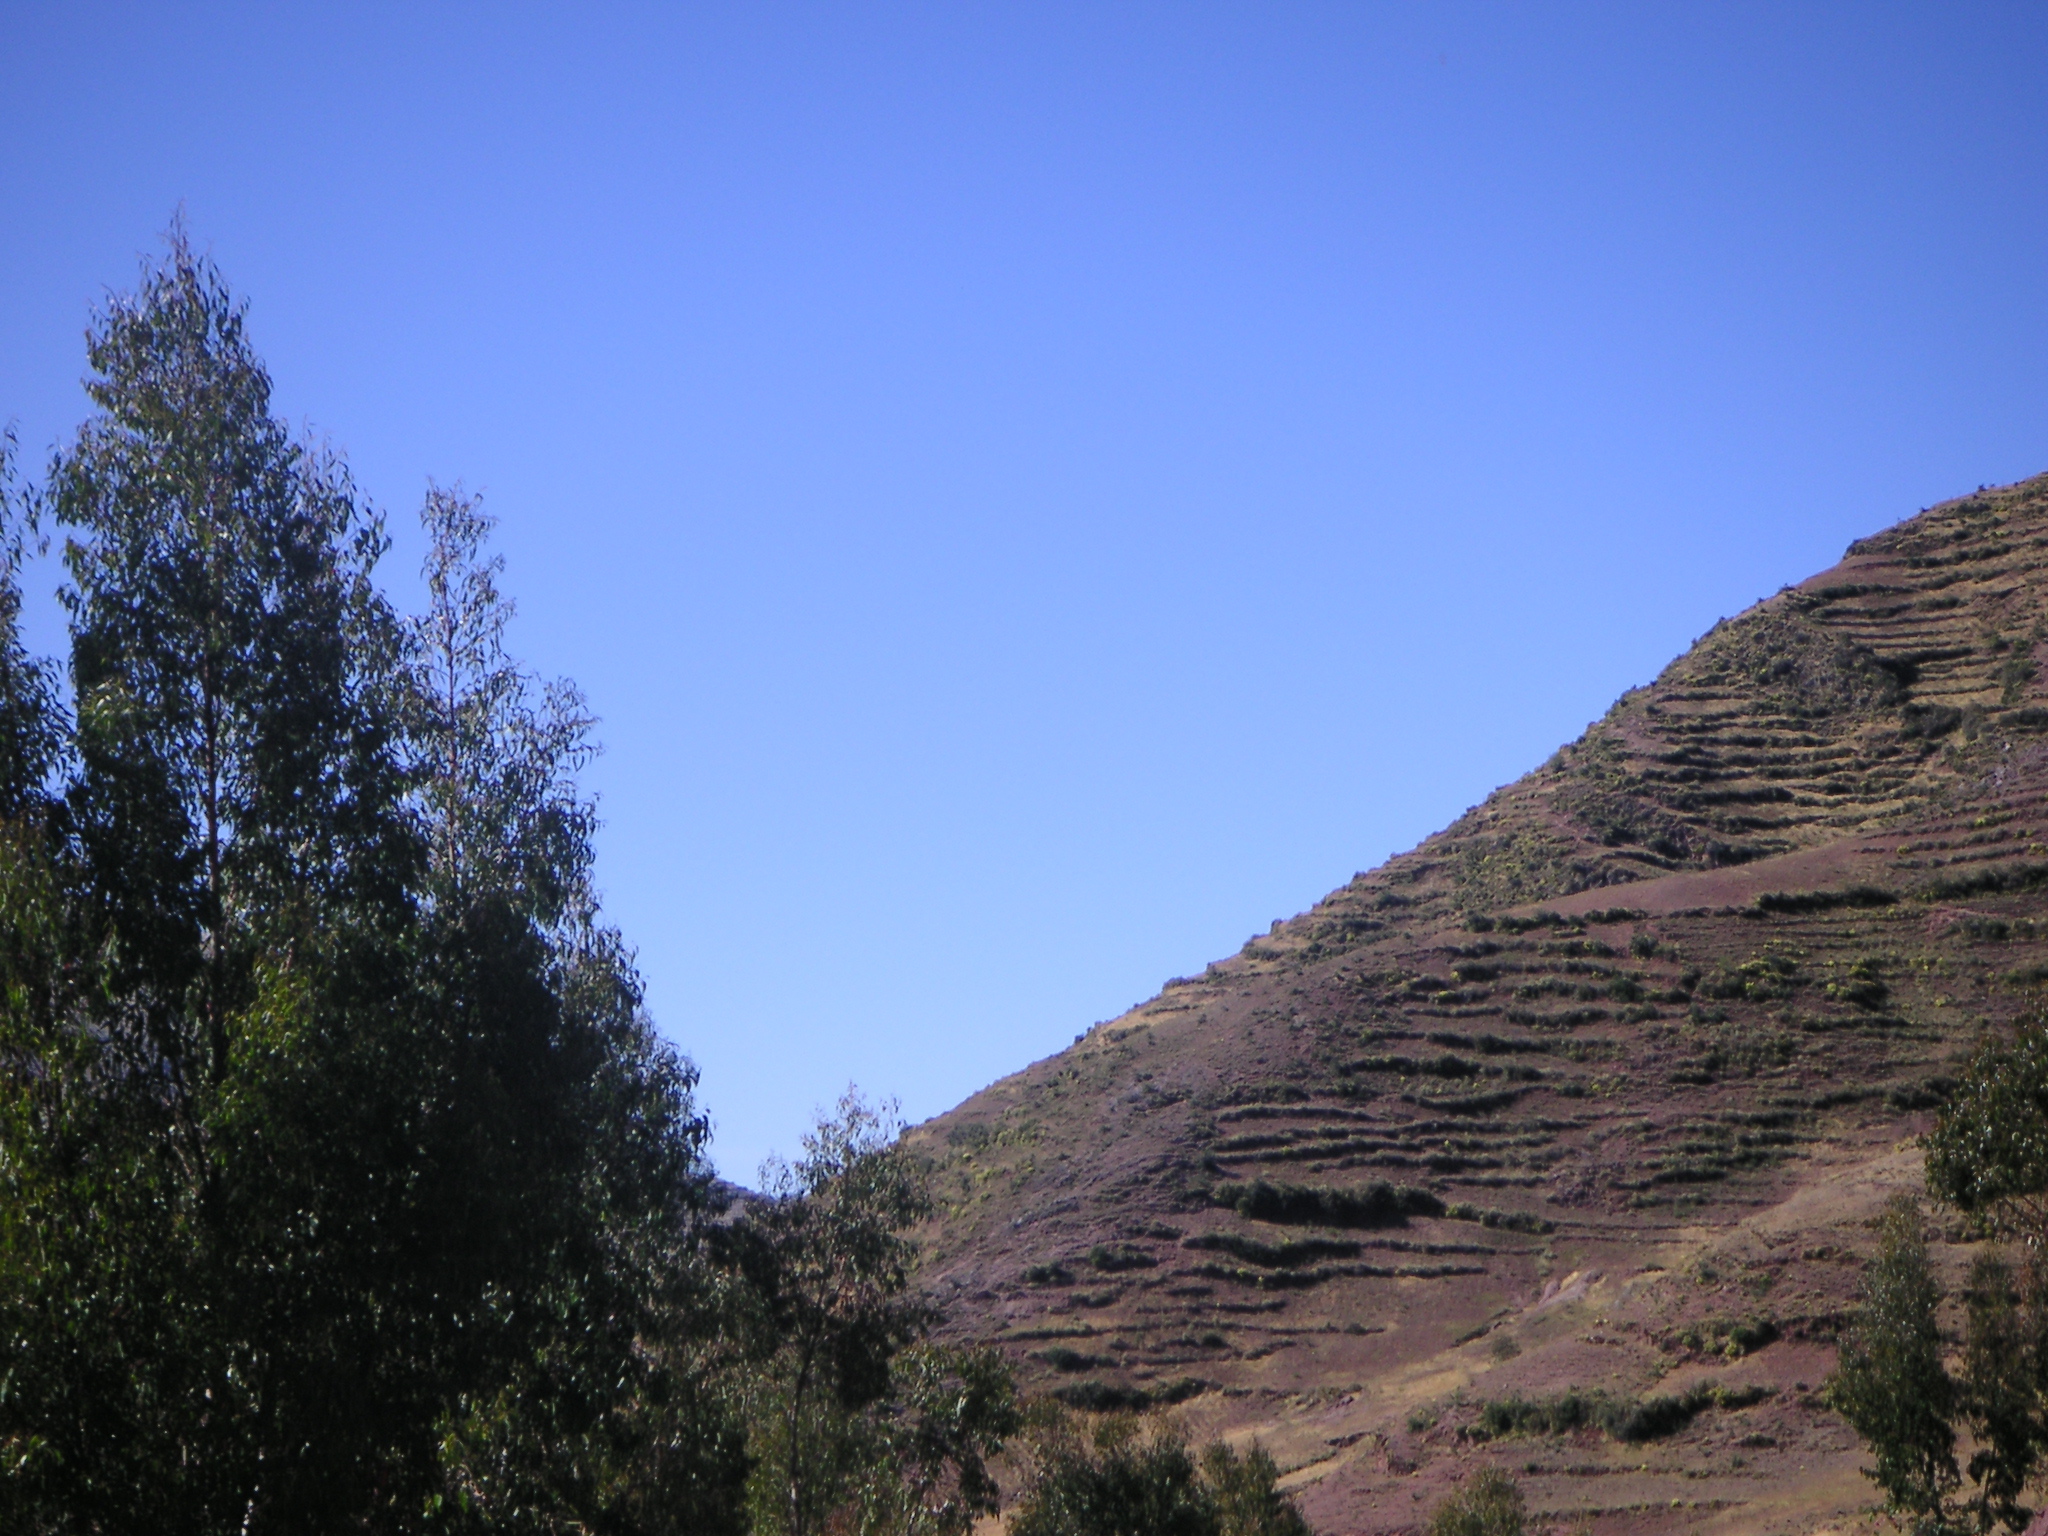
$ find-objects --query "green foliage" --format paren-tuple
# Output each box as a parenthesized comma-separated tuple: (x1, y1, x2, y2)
(1827, 1196, 1961, 1529)
(1443, 1202, 1555, 1235)
(736, 1094, 1018, 1536)
(1608, 1383, 1773, 1443)
(1089, 1243, 1159, 1272)
(0, 230, 757, 1535)
(1902, 703, 1964, 740)
(1009, 1412, 1310, 1536)
(402, 484, 597, 928)
(1926, 1015, 2048, 1238)
(1052, 1381, 1157, 1413)
(1831, 1015, 2048, 1529)
(1212, 1178, 1444, 1228)
(1473, 1392, 1604, 1439)
(1182, 1232, 1362, 1269)
(1672, 1315, 1779, 1359)
(1954, 1254, 2044, 1533)
(839, 1343, 1019, 1536)
(1425, 1468, 1525, 1536)
(738, 1094, 928, 1536)
(1998, 646, 2037, 707)
(1471, 1382, 1772, 1444)
(1200, 1440, 1314, 1536)
(1038, 1346, 1109, 1373)
(1701, 951, 1800, 1002)
(0, 431, 63, 814)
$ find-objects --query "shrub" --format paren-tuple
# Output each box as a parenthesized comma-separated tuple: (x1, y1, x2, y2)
(1049, 1381, 1154, 1413)
(1476, 1393, 1600, 1438)
(1582, 907, 1647, 924)
(1089, 1243, 1158, 1273)
(1426, 1468, 1525, 1536)
(1182, 1232, 1362, 1269)
(1901, 702, 1963, 739)
(1202, 1441, 1312, 1536)
(1010, 1412, 1311, 1536)
(1213, 1178, 1444, 1228)
(1918, 862, 2048, 900)
(1037, 1346, 1109, 1373)
(1444, 1202, 1555, 1235)
(1956, 916, 2015, 943)
(1673, 1316, 1778, 1358)
(1755, 885, 1898, 914)
(1471, 1383, 1773, 1444)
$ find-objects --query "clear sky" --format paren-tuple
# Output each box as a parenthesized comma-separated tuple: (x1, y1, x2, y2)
(4, 3, 2047, 1180)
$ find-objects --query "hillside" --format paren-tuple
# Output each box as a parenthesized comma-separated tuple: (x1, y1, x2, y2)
(909, 473, 2048, 1534)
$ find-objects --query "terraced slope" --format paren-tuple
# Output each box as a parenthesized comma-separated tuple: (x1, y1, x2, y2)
(909, 474, 2048, 1535)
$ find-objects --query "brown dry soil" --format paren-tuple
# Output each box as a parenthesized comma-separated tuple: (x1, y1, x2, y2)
(908, 474, 2048, 1534)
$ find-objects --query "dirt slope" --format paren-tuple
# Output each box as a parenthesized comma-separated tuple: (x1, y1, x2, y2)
(910, 473, 2048, 1535)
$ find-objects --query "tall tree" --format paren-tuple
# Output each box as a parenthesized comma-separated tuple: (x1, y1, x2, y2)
(1956, 1253, 2042, 1532)
(0, 229, 748, 1535)
(52, 224, 410, 1140)
(1825, 1014, 2048, 1534)
(1828, 1195, 1962, 1533)
(401, 483, 595, 926)
(1, 225, 426, 1532)
(396, 479, 748, 1532)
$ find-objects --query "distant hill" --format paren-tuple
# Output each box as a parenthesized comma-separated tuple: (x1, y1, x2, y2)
(909, 473, 2048, 1534)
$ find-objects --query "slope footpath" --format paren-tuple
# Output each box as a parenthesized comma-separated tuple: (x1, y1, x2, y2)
(912, 474, 2048, 1534)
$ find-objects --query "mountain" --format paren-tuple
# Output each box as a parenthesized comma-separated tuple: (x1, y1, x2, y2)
(908, 473, 2048, 1534)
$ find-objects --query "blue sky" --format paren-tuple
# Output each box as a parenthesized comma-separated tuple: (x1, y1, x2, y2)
(5, 3, 2047, 1179)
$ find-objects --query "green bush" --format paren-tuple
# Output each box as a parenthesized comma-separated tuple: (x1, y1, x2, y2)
(1425, 1468, 1525, 1536)
(1444, 1202, 1556, 1235)
(1901, 702, 1963, 739)
(1475, 1392, 1601, 1438)
(1673, 1316, 1779, 1358)
(1472, 1383, 1773, 1444)
(1037, 1346, 1110, 1373)
(1755, 885, 1898, 913)
(1213, 1178, 1445, 1228)
(1050, 1381, 1154, 1413)
(1010, 1413, 1312, 1536)
(1089, 1243, 1159, 1273)
(1182, 1232, 1362, 1269)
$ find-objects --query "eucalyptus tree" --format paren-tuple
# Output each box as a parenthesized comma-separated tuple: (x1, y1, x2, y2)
(402, 483, 595, 924)
(731, 1093, 1023, 1536)
(400, 483, 748, 1532)
(1829, 1196, 1963, 1532)
(0, 226, 423, 1532)
(740, 1095, 938, 1536)
(1827, 1016, 2048, 1534)
(0, 231, 747, 1534)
